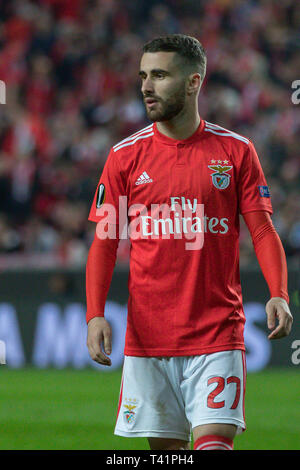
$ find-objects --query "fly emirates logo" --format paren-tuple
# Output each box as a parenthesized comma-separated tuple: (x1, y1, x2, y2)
(95, 195, 229, 251)
(139, 196, 229, 238)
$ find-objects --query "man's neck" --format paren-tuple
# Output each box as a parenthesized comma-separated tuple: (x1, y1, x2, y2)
(156, 113, 201, 141)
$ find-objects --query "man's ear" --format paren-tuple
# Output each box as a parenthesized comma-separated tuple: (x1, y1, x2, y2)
(187, 73, 202, 95)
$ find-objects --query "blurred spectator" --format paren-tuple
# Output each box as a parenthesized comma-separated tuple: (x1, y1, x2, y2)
(0, 0, 299, 269)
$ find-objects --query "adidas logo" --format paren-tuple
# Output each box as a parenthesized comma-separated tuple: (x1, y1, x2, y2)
(135, 171, 153, 185)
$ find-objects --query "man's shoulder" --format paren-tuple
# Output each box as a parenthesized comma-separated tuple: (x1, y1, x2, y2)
(111, 124, 154, 154)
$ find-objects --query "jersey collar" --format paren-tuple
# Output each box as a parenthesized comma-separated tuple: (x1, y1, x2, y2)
(153, 118, 205, 146)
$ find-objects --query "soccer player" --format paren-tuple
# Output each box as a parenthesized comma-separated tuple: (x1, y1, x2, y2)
(86, 34, 293, 450)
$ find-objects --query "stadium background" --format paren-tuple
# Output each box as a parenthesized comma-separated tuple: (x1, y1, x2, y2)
(0, 0, 299, 450)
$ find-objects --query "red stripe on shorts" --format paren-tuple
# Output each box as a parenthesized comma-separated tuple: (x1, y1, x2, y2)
(116, 372, 124, 423)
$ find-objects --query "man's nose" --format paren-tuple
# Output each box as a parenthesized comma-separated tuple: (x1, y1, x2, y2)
(141, 77, 154, 95)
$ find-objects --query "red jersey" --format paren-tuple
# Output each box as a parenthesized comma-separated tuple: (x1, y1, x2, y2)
(88, 119, 273, 356)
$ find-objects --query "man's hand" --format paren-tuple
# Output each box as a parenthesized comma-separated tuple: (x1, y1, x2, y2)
(87, 317, 112, 366)
(265, 297, 293, 340)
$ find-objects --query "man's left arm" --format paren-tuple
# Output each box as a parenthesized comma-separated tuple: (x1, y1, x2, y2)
(243, 210, 293, 340)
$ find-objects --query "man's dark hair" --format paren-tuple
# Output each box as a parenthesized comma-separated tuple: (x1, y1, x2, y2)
(143, 34, 207, 83)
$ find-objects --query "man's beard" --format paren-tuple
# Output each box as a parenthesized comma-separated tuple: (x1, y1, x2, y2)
(145, 86, 186, 122)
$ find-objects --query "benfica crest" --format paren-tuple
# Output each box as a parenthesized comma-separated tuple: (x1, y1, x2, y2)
(208, 163, 233, 190)
(123, 403, 137, 424)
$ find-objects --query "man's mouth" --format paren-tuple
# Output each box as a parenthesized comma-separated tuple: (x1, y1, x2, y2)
(145, 97, 158, 108)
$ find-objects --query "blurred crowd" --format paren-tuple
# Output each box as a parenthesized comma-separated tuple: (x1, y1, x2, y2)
(0, 0, 299, 270)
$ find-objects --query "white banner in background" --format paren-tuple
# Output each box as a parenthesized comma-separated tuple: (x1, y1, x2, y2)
(0, 300, 285, 372)
(0, 340, 5, 364)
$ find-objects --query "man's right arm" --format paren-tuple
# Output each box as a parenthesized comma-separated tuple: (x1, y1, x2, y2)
(86, 233, 119, 366)
(86, 147, 126, 365)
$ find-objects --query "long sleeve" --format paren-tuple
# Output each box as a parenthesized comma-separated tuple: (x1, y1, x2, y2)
(86, 145, 127, 324)
(86, 233, 119, 324)
(243, 210, 289, 303)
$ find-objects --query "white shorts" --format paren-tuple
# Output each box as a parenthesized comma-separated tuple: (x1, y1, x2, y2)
(114, 350, 246, 441)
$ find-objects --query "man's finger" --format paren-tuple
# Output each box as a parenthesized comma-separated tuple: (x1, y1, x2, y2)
(268, 325, 284, 340)
(88, 337, 111, 366)
(95, 351, 111, 366)
(266, 307, 276, 330)
(94, 349, 111, 366)
(103, 328, 112, 355)
(269, 314, 293, 339)
(267, 308, 290, 340)
(93, 337, 111, 364)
